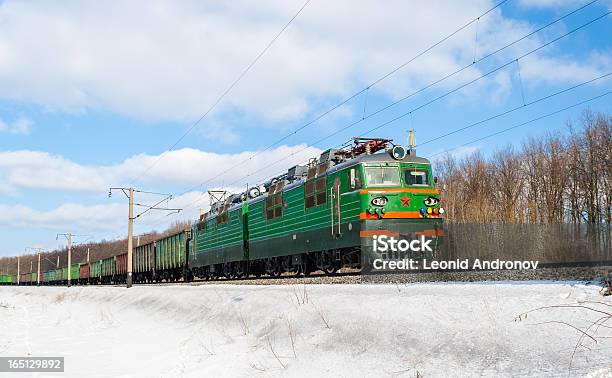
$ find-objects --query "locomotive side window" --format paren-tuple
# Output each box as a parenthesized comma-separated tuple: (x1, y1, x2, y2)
(305, 195, 315, 208)
(405, 169, 429, 186)
(266, 193, 283, 220)
(305, 176, 327, 209)
(348, 167, 362, 190)
(365, 166, 400, 187)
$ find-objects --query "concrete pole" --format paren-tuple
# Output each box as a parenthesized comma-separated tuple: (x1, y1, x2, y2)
(17, 256, 20, 285)
(37, 253, 41, 286)
(87, 248, 90, 263)
(67, 233, 72, 287)
(127, 188, 134, 288)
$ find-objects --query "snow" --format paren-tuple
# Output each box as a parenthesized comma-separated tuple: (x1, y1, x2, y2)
(1, 282, 611, 377)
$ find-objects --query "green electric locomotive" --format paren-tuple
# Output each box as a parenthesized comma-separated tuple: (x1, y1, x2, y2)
(190, 137, 444, 279)
(21, 137, 444, 285)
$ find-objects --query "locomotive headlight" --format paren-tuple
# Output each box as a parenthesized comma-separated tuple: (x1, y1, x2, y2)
(371, 196, 388, 207)
(389, 145, 407, 160)
(424, 196, 439, 206)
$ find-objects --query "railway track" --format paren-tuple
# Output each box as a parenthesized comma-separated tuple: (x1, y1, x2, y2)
(63, 270, 364, 287)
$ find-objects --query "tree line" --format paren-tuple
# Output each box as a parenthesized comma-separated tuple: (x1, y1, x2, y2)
(435, 109, 611, 225)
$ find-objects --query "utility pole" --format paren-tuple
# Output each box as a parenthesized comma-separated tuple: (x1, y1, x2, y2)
(87, 248, 90, 263)
(128, 187, 134, 287)
(57, 233, 73, 286)
(17, 255, 20, 285)
(109, 187, 181, 288)
(25, 247, 45, 286)
(56, 233, 93, 287)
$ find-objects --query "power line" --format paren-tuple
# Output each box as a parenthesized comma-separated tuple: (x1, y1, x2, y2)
(153, 69, 611, 229)
(141, 4, 610, 230)
(417, 72, 612, 147)
(427, 91, 612, 159)
(165, 0, 513, 198)
(129, 0, 312, 185)
(359, 10, 611, 137)
(219, 9, 612, 189)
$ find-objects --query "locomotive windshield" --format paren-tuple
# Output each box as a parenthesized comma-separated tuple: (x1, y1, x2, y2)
(364, 166, 400, 187)
(404, 169, 429, 186)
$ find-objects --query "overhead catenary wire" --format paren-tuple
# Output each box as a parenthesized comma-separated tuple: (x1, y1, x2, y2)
(141, 3, 609, 230)
(359, 9, 612, 137)
(223, 9, 612, 189)
(146, 69, 612, 230)
(427, 91, 612, 160)
(128, 0, 312, 185)
(163, 0, 514, 199)
(416, 72, 612, 147)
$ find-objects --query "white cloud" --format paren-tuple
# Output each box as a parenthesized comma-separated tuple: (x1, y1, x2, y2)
(519, 53, 611, 86)
(0, 144, 321, 234)
(0, 144, 322, 194)
(199, 120, 240, 144)
(0, 202, 125, 231)
(432, 145, 481, 163)
(0, 0, 600, 125)
(0, 116, 32, 135)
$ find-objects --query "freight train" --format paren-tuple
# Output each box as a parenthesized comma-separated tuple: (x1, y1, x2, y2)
(0, 137, 445, 285)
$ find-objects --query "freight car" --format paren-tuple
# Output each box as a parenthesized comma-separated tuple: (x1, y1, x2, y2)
(0, 274, 15, 285)
(23, 137, 444, 285)
(18, 272, 38, 285)
(101, 256, 115, 284)
(90, 260, 102, 284)
(79, 263, 90, 284)
(133, 241, 155, 283)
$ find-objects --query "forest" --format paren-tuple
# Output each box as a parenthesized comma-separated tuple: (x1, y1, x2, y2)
(436, 109, 611, 225)
(435, 109, 611, 262)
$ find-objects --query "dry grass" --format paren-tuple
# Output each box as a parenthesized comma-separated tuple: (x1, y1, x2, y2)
(292, 284, 309, 305)
(201, 339, 215, 356)
(52, 292, 66, 303)
(313, 303, 331, 329)
(237, 311, 250, 335)
(516, 302, 612, 375)
(284, 316, 297, 358)
(265, 332, 286, 369)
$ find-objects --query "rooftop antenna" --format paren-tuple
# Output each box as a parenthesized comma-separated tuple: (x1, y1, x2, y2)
(408, 129, 416, 155)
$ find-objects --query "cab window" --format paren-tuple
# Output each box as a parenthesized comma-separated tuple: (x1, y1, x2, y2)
(364, 166, 400, 187)
(404, 169, 429, 186)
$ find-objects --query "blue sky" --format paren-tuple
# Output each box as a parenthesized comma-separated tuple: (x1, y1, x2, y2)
(0, 0, 611, 256)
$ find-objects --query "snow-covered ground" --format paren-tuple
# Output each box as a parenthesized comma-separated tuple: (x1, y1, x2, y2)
(0, 282, 611, 377)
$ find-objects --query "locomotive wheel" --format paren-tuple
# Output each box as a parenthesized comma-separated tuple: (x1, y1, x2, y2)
(269, 262, 282, 277)
(223, 264, 232, 279)
(234, 262, 248, 279)
(323, 265, 338, 276)
(302, 263, 312, 277)
(296, 262, 311, 277)
(271, 270, 282, 278)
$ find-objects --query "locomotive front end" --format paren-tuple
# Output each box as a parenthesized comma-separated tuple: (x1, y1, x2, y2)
(357, 151, 445, 273)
